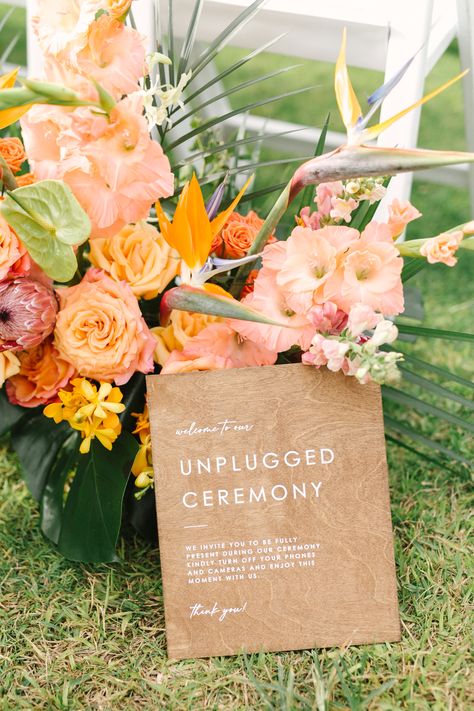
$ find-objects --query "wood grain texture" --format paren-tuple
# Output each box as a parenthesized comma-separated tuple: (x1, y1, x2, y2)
(146, 364, 400, 660)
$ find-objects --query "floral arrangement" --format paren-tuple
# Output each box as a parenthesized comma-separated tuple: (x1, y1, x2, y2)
(0, 0, 472, 562)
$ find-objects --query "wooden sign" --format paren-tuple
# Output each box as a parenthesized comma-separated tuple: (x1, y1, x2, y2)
(146, 364, 400, 660)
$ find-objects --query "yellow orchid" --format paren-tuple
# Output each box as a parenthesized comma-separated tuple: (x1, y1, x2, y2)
(335, 28, 468, 146)
(0, 68, 31, 130)
(156, 173, 253, 286)
(44, 378, 126, 454)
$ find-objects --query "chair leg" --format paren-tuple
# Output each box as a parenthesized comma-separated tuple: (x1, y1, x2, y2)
(457, 0, 474, 216)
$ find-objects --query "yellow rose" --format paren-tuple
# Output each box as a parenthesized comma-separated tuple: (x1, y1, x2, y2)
(0, 348, 20, 389)
(89, 221, 180, 300)
(151, 310, 222, 367)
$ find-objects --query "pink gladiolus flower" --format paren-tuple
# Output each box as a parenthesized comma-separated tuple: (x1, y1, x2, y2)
(232, 268, 315, 353)
(0, 278, 58, 351)
(161, 350, 223, 374)
(387, 199, 421, 238)
(276, 225, 358, 314)
(324, 222, 404, 315)
(420, 230, 464, 266)
(76, 15, 147, 99)
(162, 323, 277, 373)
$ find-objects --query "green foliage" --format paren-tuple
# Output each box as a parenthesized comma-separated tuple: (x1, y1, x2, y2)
(0, 180, 91, 282)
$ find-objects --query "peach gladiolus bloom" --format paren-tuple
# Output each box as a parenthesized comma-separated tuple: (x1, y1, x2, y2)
(387, 199, 421, 238)
(420, 230, 464, 266)
(277, 225, 358, 315)
(161, 323, 277, 374)
(76, 14, 147, 99)
(32, 0, 104, 56)
(6, 338, 75, 408)
(325, 222, 404, 315)
(233, 267, 315, 353)
(54, 269, 156, 385)
(89, 221, 180, 299)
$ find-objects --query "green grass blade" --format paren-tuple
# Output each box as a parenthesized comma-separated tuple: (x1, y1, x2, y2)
(402, 258, 427, 282)
(172, 64, 301, 128)
(296, 113, 330, 215)
(383, 415, 470, 464)
(166, 86, 314, 150)
(400, 368, 474, 410)
(396, 324, 474, 341)
(190, 0, 267, 81)
(176, 0, 204, 78)
(383, 386, 474, 432)
(182, 33, 286, 109)
(172, 126, 306, 170)
(399, 351, 474, 388)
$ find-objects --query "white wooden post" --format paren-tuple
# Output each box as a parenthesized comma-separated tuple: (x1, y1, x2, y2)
(457, 0, 474, 216)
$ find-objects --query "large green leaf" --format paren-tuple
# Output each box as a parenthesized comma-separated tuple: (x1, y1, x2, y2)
(57, 432, 138, 563)
(40, 433, 80, 545)
(0, 389, 37, 436)
(11, 414, 71, 501)
(0, 180, 91, 282)
(383, 414, 470, 465)
(396, 324, 474, 341)
(383, 386, 474, 433)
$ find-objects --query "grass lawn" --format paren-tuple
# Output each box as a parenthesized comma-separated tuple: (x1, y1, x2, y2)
(0, 5, 473, 710)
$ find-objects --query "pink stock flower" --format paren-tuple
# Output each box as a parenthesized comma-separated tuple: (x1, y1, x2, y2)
(324, 222, 404, 315)
(387, 199, 421, 238)
(54, 269, 156, 385)
(162, 323, 277, 374)
(276, 225, 358, 314)
(346, 303, 381, 337)
(0, 216, 30, 280)
(329, 196, 358, 223)
(232, 267, 315, 353)
(315, 181, 343, 215)
(308, 302, 348, 335)
(420, 231, 464, 267)
(301, 333, 349, 371)
(0, 278, 58, 351)
(298, 206, 321, 231)
(76, 14, 147, 99)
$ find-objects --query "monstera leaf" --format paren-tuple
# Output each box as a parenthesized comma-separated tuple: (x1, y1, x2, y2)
(0, 180, 90, 282)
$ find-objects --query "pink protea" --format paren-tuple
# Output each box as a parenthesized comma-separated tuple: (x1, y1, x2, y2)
(0, 278, 58, 351)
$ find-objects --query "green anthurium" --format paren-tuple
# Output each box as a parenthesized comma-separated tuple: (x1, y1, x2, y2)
(0, 180, 91, 282)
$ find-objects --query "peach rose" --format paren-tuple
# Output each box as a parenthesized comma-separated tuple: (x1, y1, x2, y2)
(0, 215, 30, 280)
(220, 210, 274, 259)
(151, 310, 222, 367)
(0, 349, 20, 388)
(0, 137, 25, 174)
(6, 339, 75, 408)
(420, 231, 464, 267)
(54, 268, 156, 385)
(16, 172, 36, 187)
(89, 221, 180, 300)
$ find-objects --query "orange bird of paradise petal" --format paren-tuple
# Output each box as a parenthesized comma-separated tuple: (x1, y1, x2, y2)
(156, 174, 252, 272)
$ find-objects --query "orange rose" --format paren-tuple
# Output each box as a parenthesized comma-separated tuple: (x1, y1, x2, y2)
(0, 214, 30, 280)
(16, 172, 36, 187)
(89, 220, 180, 300)
(220, 210, 275, 258)
(0, 137, 25, 174)
(6, 338, 75, 408)
(0, 349, 20, 389)
(240, 269, 259, 299)
(54, 268, 156, 385)
(151, 310, 222, 367)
